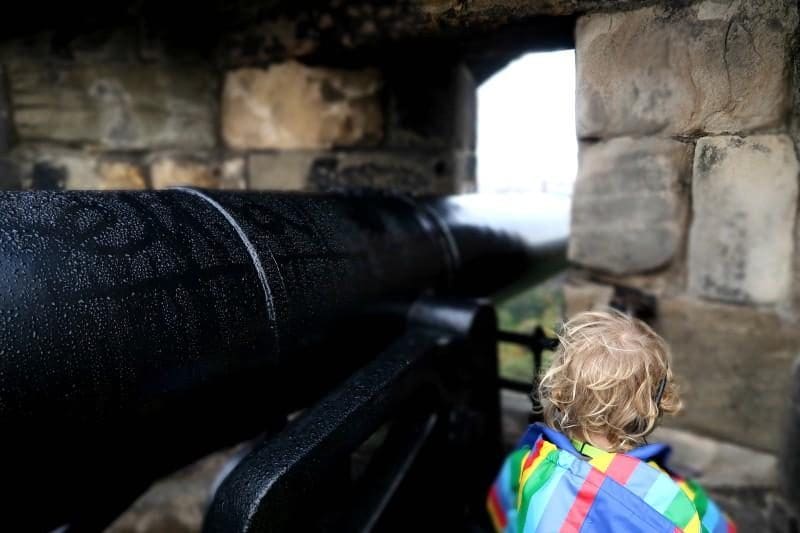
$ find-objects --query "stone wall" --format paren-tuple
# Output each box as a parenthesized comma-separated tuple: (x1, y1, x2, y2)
(0, 32, 476, 195)
(568, 0, 800, 454)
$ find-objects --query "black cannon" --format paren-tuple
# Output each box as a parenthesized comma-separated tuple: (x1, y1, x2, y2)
(0, 189, 568, 532)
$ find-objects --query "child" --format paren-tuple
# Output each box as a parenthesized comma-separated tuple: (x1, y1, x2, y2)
(487, 310, 735, 533)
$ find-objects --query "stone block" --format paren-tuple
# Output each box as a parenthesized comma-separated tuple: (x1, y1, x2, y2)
(248, 151, 315, 191)
(767, 494, 800, 533)
(0, 65, 11, 152)
(651, 426, 776, 490)
(576, 1, 797, 137)
(563, 280, 613, 317)
(107, 443, 247, 533)
(13, 146, 146, 190)
(220, 157, 248, 190)
(569, 137, 692, 274)
(9, 63, 216, 150)
(219, 1, 643, 66)
(656, 296, 798, 452)
(222, 62, 382, 150)
(149, 156, 209, 190)
(0, 159, 21, 189)
(149, 155, 248, 190)
(248, 149, 475, 194)
(778, 358, 800, 512)
(97, 160, 147, 190)
(688, 135, 798, 304)
(383, 63, 476, 150)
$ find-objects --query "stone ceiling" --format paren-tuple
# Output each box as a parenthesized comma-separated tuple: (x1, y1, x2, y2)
(2, 1, 664, 70)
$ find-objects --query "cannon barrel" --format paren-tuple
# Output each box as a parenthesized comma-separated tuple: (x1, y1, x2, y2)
(0, 189, 567, 530)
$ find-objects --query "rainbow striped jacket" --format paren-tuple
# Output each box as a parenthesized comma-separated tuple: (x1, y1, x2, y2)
(487, 423, 736, 533)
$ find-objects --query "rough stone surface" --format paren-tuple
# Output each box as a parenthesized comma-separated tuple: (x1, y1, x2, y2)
(0, 65, 11, 152)
(563, 279, 614, 317)
(655, 296, 799, 452)
(576, 1, 797, 138)
(778, 358, 800, 515)
(651, 426, 776, 490)
(0, 159, 21, 189)
(248, 151, 313, 191)
(688, 135, 799, 305)
(431, 0, 670, 19)
(97, 160, 148, 190)
(248, 149, 475, 194)
(568, 137, 692, 274)
(219, 1, 648, 65)
(220, 157, 248, 190)
(9, 63, 216, 150)
(767, 494, 800, 533)
(0, 27, 142, 65)
(106, 445, 245, 533)
(222, 62, 382, 150)
(383, 64, 476, 150)
(149, 155, 236, 190)
(13, 146, 146, 190)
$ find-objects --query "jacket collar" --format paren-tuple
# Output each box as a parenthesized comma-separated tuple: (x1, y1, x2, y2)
(518, 422, 672, 465)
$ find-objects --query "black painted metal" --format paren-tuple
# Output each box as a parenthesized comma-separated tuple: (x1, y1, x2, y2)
(204, 298, 501, 533)
(423, 192, 568, 297)
(0, 189, 566, 530)
(497, 326, 558, 399)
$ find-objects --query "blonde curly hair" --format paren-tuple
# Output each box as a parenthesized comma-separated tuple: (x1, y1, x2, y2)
(538, 309, 681, 452)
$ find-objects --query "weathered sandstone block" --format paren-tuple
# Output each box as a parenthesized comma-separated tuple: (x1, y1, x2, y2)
(688, 135, 798, 304)
(577, 0, 797, 137)
(569, 137, 692, 274)
(13, 146, 146, 189)
(656, 296, 798, 452)
(247, 149, 474, 194)
(222, 62, 382, 150)
(149, 155, 246, 190)
(10, 63, 216, 150)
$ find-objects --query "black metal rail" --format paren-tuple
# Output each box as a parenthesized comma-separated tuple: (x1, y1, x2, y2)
(497, 326, 559, 400)
(204, 298, 501, 532)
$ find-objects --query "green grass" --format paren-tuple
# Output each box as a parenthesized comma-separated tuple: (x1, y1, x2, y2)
(496, 276, 564, 383)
